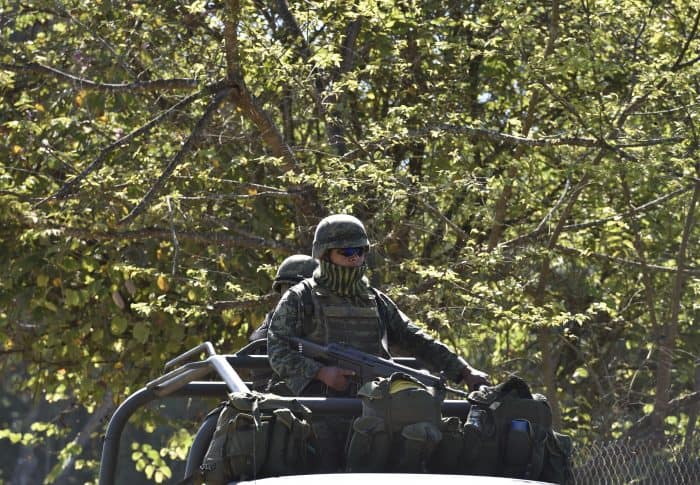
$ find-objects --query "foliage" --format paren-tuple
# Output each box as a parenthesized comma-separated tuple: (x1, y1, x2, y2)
(1, 0, 698, 482)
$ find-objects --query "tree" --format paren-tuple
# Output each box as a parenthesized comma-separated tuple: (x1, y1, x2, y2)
(1, 0, 698, 481)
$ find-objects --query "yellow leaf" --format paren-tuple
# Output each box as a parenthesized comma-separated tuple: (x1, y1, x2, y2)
(247, 187, 258, 195)
(12, 145, 22, 154)
(212, 159, 220, 168)
(75, 90, 86, 107)
(52, 277, 62, 287)
(157, 275, 169, 292)
(98, 113, 109, 123)
(34, 103, 45, 112)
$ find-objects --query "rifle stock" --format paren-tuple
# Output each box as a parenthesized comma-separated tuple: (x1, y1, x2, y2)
(282, 335, 469, 397)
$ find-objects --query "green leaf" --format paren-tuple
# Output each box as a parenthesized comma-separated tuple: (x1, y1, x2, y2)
(110, 315, 128, 336)
(133, 323, 150, 344)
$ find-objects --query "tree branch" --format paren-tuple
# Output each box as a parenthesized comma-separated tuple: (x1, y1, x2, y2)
(212, 292, 280, 311)
(434, 124, 682, 148)
(1, 62, 198, 91)
(37, 82, 223, 204)
(270, 0, 325, 117)
(325, 16, 363, 155)
(120, 87, 232, 225)
(623, 391, 700, 440)
(671, 9, 700, 72)
(534, 178, 572, 234)
(553, 244, 700, 276)
(674, 53, 700, 71)
(166, 197, 180, 276)
(620, 172, 661, 398)
(51, 226, 297, 252)
(532, 169, 589, 432)
(223, 0, 298, 172)
(652, 179, 700, 431)
(419, 196, 471, 243)
(341, 124, 684, 163)
(223, 0, 323, 232)
(503, 185, 694, 247)
(52, 392, 114, 485)
(487, 0, 561, 252)
(274, 0, 313, 61)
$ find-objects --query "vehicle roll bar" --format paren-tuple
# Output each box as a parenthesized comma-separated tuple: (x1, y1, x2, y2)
(98, 342, 472, 485)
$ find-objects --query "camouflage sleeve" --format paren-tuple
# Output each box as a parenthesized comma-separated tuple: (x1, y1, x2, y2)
(248, 312, 271, 342)
(267, 289, 323, 395)
(375, 290, 467, 382)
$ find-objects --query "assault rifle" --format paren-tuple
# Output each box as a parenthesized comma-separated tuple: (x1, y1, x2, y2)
(281, 335, 470, 397)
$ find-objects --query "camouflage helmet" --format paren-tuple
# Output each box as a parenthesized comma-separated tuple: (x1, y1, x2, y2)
(312, 214, 370, 259)
(272, 254, 318, 292)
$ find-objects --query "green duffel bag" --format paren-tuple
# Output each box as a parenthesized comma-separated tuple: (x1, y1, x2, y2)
(198, 391, 318, 484)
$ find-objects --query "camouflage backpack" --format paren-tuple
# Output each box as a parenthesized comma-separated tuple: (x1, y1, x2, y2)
(345, 372, 444, 473)
(197, 391, 319, 484)
(460, 376, 573, 483)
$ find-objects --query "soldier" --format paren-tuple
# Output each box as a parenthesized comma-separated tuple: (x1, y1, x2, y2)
(267, 214, 490, 470)
(249, 254, 319, 344)
(247, 254, 318, 391)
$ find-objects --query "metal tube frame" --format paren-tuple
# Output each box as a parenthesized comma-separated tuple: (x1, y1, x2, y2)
(98, 344, 471, 485)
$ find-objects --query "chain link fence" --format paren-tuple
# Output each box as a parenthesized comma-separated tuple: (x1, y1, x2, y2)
(571, 437, 700, 484)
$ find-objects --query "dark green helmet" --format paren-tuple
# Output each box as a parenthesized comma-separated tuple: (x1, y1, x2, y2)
(312, 214, 369, 259)
(272, 254, 318, 292)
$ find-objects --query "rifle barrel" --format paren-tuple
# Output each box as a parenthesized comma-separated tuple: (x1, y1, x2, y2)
(285, 336, 469, 397)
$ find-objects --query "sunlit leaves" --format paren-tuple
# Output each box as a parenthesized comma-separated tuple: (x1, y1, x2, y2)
(0, 0, 698, 481)
(131, 442, 173, 484)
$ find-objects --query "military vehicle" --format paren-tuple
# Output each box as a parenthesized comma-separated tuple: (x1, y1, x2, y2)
(98, 340, 564, 484)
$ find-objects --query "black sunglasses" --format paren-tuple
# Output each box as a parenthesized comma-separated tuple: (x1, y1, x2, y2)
(336, 247, 366, 257)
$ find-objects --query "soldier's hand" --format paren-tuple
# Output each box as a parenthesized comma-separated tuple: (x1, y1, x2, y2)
(461, 366, 491, 391)
(315, 366, 356, 391)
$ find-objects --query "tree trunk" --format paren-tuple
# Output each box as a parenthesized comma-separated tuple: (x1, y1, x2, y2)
(487, 0, 559, 250)
(52, 392, 115, 485)
(651, 182, 699, 434)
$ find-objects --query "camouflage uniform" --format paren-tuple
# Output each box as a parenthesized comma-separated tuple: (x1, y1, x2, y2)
(249, 254, 319, 344)
(267, 265, 468, 395)
(267, 215, 468, 396)
(267, 215, 471, 472)
(248, 255, 318, 392)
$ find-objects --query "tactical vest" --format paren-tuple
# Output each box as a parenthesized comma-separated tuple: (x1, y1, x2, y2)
(299, 279, 384, 357)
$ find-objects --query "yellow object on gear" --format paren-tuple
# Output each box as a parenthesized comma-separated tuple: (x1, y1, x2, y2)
(389, 378, 422, 394)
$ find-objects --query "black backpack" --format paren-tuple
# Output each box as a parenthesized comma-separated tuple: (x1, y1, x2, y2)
(461, 376, 573, 483)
